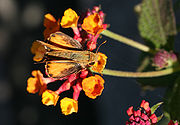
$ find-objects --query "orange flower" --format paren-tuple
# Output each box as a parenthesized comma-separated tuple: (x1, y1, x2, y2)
(60, 8, 79, 28)
(31, 41, 46, 62)
(27, 70, 47, 95)
(82, 75, 104, 99)
(91, 52, 107, 73)
(42, 90, 59, 106)
(60, 97, 78, 115)
(82, 13, 104, 35)
(44, 13, 60, 39)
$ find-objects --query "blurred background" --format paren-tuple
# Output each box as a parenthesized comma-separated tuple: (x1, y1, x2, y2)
(0, 0, 179, 125)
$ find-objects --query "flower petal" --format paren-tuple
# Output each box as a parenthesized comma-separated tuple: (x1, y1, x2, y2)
(82, 13, 104, 35)
(149, 114, 158, 124)
(61, 8, 79, 28)
(82, 75, 104, 99)
(27, 70, 47, 95)
(60, 97, 78, 115)
(91, 52, 107, 73)
(127, 106, 134, 116)
(43, 13, 60, 39)
(42, 90, 59, 106)
(140, 100, 151, 114)
(31, 41, 46, 62)
(44, 13, 57, 27)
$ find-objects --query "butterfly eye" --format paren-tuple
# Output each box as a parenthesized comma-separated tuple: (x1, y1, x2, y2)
(89, 62, 95, 66)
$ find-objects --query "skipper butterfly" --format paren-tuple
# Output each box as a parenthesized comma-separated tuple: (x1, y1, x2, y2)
(35, 32, 99, 79)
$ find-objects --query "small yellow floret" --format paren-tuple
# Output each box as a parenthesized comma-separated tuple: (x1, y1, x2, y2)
(60, 97, 78, 115)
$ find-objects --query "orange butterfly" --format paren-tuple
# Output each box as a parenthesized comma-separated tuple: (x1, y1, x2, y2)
(35, 32, 99, 79)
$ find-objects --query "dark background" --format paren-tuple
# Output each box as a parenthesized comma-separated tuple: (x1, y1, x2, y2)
(0, 0, 179, 125)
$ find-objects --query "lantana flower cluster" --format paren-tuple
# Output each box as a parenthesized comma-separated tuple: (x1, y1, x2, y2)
(168, 120, 179, 125)
(153, 49, 177, 70)
(126, 100, 158, 125)
(27, 6, 107, 115)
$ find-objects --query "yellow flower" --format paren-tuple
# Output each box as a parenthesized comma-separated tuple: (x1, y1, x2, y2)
(82, 13, 104, 35)
(31, 41, 46, 62)
(43, 13, 60, 39)
(27, 70, 47, 95)
(82, 75, 104, 99)
(91, 52, 107, 73)
(42, 90, 59, 106)
(61, 8, 79, 28)
(60, 97, 78, 115)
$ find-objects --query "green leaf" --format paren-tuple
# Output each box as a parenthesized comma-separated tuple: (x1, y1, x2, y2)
(138, 0, 177, 48)
(151, 102, 163, 114)
(164, 76, 180, 120)
(163, 112, 171, 121)
(157, 114, 164, 122)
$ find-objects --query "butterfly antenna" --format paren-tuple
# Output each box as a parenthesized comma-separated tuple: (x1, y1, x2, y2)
(96, 40, 106, 54)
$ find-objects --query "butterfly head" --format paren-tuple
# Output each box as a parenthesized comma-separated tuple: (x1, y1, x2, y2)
(88, 53, 99, 67)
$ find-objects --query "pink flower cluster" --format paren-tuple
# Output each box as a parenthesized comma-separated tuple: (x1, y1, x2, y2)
(55, 70, 89, 101)
(168, 120, 179, 125)
(73, 6, 107, 51)
(126, 100, 158, 125)
(153, 49, 177, 69)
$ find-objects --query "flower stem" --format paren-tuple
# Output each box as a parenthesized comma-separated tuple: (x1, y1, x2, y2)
(101, 30, 154, 53)
(102, 67, 180, 78)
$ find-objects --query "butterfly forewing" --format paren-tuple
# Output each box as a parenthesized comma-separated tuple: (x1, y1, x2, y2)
(48, 32, 82, 49)
(36, 40, 66, 51)
(46, 60, 82, 79)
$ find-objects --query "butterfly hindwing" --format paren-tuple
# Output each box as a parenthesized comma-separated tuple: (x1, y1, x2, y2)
(47, 32, 82, 49)
(45, 60, 82, 79)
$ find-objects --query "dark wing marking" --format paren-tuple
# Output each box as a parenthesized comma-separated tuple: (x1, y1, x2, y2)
(47, 32, 82, 49)
(45, 60, 82, 79)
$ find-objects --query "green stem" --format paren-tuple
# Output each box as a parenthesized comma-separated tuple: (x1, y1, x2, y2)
(101, 30, 154, 53)
(102, 67, 180, 78)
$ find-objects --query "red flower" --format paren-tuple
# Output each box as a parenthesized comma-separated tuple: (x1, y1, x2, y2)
(126, 100, 158, 125)
(127, 106, 134, 116)
(149, 114, 158, 124)
(168, 120, 179, 125)
(72, 6, 107, 51)
(140, 100, 151, 115)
